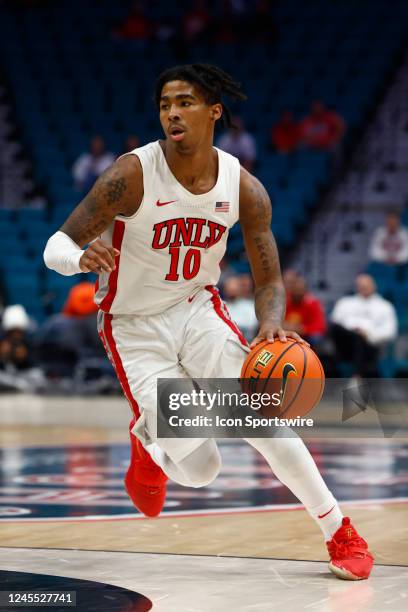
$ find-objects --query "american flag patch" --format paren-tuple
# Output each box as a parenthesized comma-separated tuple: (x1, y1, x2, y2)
(215, 201, 230, 212)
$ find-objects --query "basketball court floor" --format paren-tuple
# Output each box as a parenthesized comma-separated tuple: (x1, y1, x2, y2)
(0, 394, 407, 611)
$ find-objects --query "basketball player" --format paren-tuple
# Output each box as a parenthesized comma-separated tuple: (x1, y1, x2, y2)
(44, 64, 373, 580)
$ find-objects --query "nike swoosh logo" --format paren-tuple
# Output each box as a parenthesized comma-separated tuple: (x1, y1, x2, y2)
(279, 363, 297, 404)
(318, 505, 335, 519)
(156, 199, 177, 207)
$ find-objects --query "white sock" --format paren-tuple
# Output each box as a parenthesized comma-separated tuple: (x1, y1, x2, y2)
(245, 431, 343, 540)
(306, 497, 344, 540)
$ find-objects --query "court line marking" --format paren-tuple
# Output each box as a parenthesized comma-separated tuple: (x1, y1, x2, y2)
(0, 547, 406, 569)
(0, 496, 406, 522)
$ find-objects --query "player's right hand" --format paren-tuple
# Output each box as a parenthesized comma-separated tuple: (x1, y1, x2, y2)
(79, 238, 120, 273)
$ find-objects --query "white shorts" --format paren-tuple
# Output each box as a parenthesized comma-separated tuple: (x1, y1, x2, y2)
(98, 286, 250, 463)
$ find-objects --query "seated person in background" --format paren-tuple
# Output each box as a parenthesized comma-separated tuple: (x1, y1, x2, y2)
(369, 210, 408, 265)
(123, 134, 140, 153)
(218, 255, 237, 286)
(62, 282, 104, 359)
(249, 0, 277, 46)
(0, 305, 33, 371)
(271, 111, 300, 153)
(282, 268, 300, 293)
(113, 0, 151, 41)
(222, 274, 258, 341)
(284, 275, 326, 346)
(38, 282, 104, 378)
(183, 0, 211, 44)
(300, 101, 345, 151)
(330, 274, 397, 377)
(72, 135, 115, 193)
(217, 116, 257, 172)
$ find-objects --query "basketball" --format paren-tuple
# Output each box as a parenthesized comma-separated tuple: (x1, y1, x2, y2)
(240, 339, 325, 419)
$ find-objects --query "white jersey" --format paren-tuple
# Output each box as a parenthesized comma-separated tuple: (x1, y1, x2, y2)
(95, 140, 241, 315)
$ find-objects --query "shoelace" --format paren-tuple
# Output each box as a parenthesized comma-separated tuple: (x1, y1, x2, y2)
(329, 534, 372, 560)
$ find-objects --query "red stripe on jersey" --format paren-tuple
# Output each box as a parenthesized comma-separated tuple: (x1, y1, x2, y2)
(99, 220, 125, 312)
(205, 285, 249, 348)
(102, 313, 141, 420)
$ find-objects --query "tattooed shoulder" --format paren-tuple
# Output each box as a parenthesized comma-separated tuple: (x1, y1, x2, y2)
(105, 176, 126, 206)
(60, 154, 142, 247)
(94, 155, 140, 210)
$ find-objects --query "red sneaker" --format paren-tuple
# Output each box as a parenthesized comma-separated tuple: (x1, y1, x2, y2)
(327, 517, 374, 580)
(124, 418, 168, 518)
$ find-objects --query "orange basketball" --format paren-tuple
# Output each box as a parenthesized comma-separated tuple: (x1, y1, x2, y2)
(240, 339, 325, 419)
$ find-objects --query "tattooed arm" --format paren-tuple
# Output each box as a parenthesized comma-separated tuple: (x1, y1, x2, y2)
(239, 167, 307, 347)
(59, 154, 143, 273)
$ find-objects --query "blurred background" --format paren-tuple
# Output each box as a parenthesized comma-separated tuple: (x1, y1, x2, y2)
(1, 0, 408, 393)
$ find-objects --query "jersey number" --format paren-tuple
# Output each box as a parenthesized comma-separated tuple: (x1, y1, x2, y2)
(166, 247, 201, 281)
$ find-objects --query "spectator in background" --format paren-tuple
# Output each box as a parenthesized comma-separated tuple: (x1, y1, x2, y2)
(217, 116, 257, 172)
(218, 256, 237, 287)
(271, 111, 300, 153)
(183, 0, 211, 44)
(300, 101, 345, 151)
(0, 305, 33, 371)
(284, 275, 326, 346)
(250, 0, 277, 46)
(113, 1, 151, 41)
(38, 282, 104, 378)
(62, 282, 98, 317)
(72, 136, 115, 193)
(124, 134, 140, 153)
(0, 304, 45, 392)
(216, 0, 249, 44)
(239, 272, 254, 300)
(282, 268, 299, 294)
(222, 274, 258, 341)
(369, 210, 408, 265)
(330, 274, 397, 377)
(155, 18, 177, 45)
(62, 282, 105, 359)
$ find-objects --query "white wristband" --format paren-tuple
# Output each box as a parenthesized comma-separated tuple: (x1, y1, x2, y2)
(43, 231, 85, 276)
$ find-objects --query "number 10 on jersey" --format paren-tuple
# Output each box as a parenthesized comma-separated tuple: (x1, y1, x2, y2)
(166, 247, 201, 281)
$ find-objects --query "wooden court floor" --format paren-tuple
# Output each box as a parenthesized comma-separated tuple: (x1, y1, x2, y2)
(0, 395, 407, 567)
(1, 502, 406, 566)
(0, 395, 407, 611)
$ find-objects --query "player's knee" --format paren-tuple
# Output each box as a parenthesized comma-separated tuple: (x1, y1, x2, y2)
(179, 446, 221, 488)
(186, 461, 221, 488)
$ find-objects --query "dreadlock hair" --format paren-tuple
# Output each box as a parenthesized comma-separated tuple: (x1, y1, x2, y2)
(154, 63, 247, 129)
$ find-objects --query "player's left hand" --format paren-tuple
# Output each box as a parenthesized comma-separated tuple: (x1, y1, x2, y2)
(249, 324, 310, 349)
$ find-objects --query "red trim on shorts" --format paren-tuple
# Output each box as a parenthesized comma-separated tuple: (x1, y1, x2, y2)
(101, 313, 141, 420)
(99, 220, 125, 312)
(205, 285, 249, 347)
